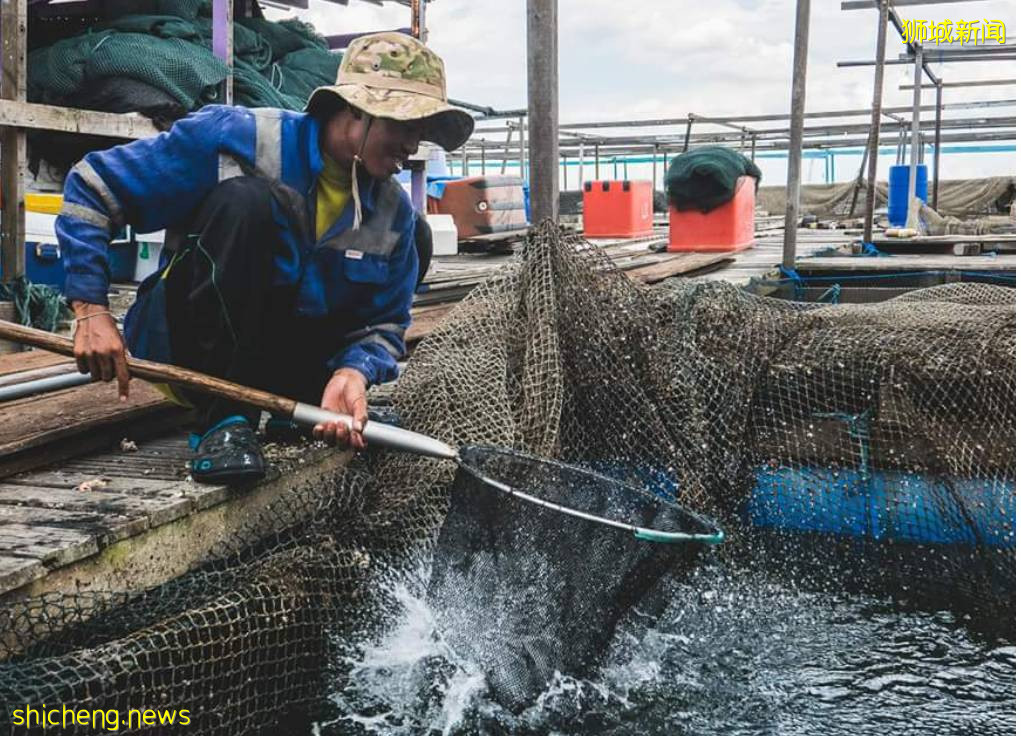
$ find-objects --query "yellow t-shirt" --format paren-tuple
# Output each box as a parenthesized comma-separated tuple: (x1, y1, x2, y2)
(316, 154, 353, 240)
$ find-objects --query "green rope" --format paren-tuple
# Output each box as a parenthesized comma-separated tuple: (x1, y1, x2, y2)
(0, 276, 71, 332)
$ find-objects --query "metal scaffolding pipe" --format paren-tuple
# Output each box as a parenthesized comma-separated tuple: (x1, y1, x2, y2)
(906, 48, 923, 226)
(862, 0, 889, 244)
(782, 0, 811, 270)
(933, 81, 943, 210)
(0, 372, 91, 402)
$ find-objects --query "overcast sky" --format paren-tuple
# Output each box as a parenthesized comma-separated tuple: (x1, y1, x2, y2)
(266, 0, 1016, 184)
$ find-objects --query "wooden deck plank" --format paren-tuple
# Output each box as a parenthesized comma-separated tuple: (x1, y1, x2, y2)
(0, 555, 45, 592)
(0, 496, 149, 541)
(0, 349, 69, 377)
(794, 254, 1016, 272)
(0, 478, 197, 528)
(0, 521, 100, 567)
(0, 379, 181, 461)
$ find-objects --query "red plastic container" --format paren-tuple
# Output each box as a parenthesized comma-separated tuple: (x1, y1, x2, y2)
(427, 175, 527, 239)
(583, 180, 654, 238)
(667, 175, 756, 252)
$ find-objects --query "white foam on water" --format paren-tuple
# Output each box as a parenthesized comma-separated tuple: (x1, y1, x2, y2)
(321, 575, 487, 736)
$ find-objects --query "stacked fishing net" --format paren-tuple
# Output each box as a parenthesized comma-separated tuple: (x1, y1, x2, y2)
(0, 221, 1015, 732)
(27, 3, 340, 172)
(756, 176, 1015, 219)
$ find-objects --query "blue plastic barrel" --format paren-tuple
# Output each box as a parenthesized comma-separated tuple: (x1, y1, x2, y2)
(888, 164, 928, 226)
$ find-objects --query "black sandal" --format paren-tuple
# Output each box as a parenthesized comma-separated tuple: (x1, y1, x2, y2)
(190, 415, 266, 485)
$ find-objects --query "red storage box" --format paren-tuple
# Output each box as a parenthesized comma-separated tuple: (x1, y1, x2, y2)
(427, 175, 527, 239)
(583, 180, 654, 238)
(667, 175, 756, 252)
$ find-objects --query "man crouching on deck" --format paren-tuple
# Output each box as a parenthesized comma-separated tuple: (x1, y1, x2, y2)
(57, 33, 473, 484)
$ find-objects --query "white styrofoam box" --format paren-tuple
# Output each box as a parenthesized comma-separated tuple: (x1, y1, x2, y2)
(25, 211, 58, 243)
(133, 229, 166, 281)
(426, 214, 458, 256)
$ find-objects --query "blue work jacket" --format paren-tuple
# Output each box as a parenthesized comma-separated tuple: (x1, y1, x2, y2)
(57, 105, 418, 386)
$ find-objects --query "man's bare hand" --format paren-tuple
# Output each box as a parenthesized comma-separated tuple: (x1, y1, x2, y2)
(71, 301, 130, 401)
(314, 367, 369, 449)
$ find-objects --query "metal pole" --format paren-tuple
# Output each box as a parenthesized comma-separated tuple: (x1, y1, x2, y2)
(651, 144, 657, 189)
(905, 47, 923, 227)
(782, 0, 811, 270)
(501, 122, 512, 174)
(862, 0, 889, 245)
(594, 143, 600, 179)
(526, 0, 559, 222)
(932, 80, 942, 210)
(577, 142, 584, 190)
(518, 116, 526, 179)
(682, 114, 694, 152)
(480, 140, 486, 174)
(212, 0, 234, 104)
(848, 145, 868, 216)
(461, 147, 469, 176)
(750, 134, 757, 161)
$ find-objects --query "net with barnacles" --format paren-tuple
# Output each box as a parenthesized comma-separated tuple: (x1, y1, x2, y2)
(0, 220, 1014, 732)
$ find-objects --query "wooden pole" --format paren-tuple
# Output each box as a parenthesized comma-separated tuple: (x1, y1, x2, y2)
(0, 320, 296, 417)
(862, 0, 889, 245)
(0, 0, 27, 283)
(526, 0, 559, 222)
(781, 0, 811, 270)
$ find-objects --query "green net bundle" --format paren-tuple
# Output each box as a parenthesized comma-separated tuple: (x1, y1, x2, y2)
(28, 6, 339, 116)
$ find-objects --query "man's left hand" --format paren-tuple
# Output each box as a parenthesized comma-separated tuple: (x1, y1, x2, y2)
(314, 368, 369, 450)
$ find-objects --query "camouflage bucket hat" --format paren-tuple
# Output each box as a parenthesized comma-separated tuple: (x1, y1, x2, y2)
(306, 32, 474, 152)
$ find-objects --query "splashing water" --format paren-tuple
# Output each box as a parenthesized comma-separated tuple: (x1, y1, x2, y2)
(317, 573, 487, 736)
(316, 555, 1014, 736)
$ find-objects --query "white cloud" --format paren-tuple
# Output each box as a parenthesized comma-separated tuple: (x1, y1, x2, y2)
(266, 0, 1016, 181)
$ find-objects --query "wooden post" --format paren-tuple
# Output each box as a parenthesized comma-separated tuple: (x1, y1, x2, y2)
(862, 0, 889, 245)
(781, 0, 811, 271)
(932, 80, 942, 210)
(526, 0, 559, 222)
(212, 0, 234, 104)
(1, 0, 27, 283)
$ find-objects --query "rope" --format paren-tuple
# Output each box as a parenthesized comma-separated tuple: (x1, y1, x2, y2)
(0, 276, 70, 332)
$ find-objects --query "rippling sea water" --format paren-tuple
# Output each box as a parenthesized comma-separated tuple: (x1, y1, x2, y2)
(315, 554, 1015, 736)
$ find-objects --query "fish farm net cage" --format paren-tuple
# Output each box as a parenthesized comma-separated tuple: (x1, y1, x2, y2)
(0, 220, 1015, 733)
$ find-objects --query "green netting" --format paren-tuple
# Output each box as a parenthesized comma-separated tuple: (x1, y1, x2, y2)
(29, 30, 228, 109)
(666, 146, 762, 212)
(29, 11, 338, 114)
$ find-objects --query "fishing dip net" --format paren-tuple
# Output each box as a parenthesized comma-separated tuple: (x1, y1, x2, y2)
(0, 220, 1015, 732)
